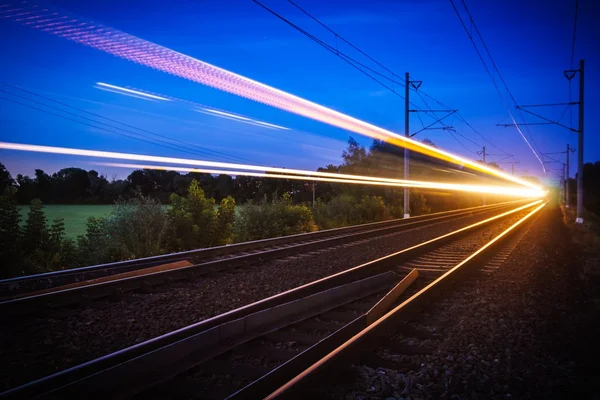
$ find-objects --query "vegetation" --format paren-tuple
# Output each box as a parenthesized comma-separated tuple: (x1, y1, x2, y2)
(0, 136, 530, 278)
(234, 194, 317, 241)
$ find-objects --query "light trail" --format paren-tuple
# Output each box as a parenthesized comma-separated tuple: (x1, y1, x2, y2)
(1, 2, 543, 191)
(92, 82, 290, 130)
(98, 162, 545, 197)
(0, 141, 545, 197)
(194, 108, 290, 130)
(95, 82, 171, 101)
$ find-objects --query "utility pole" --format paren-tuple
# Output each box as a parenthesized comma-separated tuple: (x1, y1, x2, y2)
(404, 72, 410, 218)
(312, 183, 315, 206)
(566, 143, 571, 208)
(477, 146, 488, 205)
(402, 72, 450, 218)
(562, 163, 566, 203)
(576, 59, 585, 223)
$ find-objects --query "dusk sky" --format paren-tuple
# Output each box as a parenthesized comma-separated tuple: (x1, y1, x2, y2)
(0, 0, 598, 185)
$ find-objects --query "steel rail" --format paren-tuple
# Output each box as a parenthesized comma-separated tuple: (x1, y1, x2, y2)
(0, 202, 526, 317)
(265, 201, 547, 399)
(0, 200, 541, 399)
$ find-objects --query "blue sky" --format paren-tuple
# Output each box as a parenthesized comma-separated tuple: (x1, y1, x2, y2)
(0, 0, 598, 184)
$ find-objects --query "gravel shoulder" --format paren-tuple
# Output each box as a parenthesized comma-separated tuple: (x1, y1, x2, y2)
(339, 204, 600, 399)
(0, 207, 530, 392)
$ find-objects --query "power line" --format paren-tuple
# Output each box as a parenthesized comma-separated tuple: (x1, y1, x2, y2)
(570, 0, 579, 69)
(0, 95, 214, 158)
(568, 0, 579, 126)
(449, 0, 545, 170)
(0, 83, 259, 165)
(254, 0, 452, 124)
(258, 0, 509, 155)
(417, 90, 511, 155)
(287, 0, 401, 83)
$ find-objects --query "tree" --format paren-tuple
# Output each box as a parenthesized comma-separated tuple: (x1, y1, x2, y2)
(0, 187, 22, 277)
(342, 137, 368, 167)
(106, 190, 170, 259)
(0, 163, 15, 193)
(15, 174, 35, 204)
(23, 198, 47, 255)
(34, 169, 53, 202)
(422, 138, 437, 148)
(168, 179, 217, 250)
(214, 196, 236, 245)
(126, 170, 154, 196)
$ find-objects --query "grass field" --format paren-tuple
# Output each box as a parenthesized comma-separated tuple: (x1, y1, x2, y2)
(17, 204, 242, 239)
(17, 205, 115, 238)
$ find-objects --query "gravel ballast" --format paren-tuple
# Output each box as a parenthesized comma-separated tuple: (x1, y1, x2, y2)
(331, 205, 599, 399)
(0, 206, 531, 391)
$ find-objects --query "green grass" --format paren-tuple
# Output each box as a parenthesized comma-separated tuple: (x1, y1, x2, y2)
(18, 205, 115, 239)
(18, 204, 243, 239)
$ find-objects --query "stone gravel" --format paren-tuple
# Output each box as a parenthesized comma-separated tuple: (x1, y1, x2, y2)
(0, 206, 525, 392)
(334, 205, 599, 399)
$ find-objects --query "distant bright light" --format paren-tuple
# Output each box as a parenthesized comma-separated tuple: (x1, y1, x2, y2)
(96, 82, 171, 101)
(0, 141, 546, 198)
(3, 3, 543, 192)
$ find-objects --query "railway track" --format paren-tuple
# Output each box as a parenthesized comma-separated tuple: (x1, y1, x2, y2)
(266, 200, 547, 399)
(0, 199, 544, 399)
(0, 201, 526, 318)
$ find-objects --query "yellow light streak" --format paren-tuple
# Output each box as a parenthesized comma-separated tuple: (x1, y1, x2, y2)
(0, 141, 545, 197)
(98, 162, 543, 198)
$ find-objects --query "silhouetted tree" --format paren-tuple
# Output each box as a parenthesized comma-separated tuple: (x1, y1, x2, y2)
(0, 163, 15, 193)
(0, 187, 22, 277)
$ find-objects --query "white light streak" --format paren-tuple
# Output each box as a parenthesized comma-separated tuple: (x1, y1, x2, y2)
(0, 141, 545, 198)
(96, 82, 171, 101)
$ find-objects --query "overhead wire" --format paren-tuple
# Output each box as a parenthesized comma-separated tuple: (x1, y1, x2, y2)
(0, 89, 261, 165)
(253, 0, 445, 122)
(450, 0, 545, 171)
(0, 83, 261, 164)
(568, 0, 579, 127)
(274, 0, 510, 157)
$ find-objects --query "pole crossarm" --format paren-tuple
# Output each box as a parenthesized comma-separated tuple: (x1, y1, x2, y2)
(497, 122, 555, 127)
(519, 101, 578, 108)
(516, 106, 579, 132)
(409, 110, 457, 137)
(409, 109, 455, 113)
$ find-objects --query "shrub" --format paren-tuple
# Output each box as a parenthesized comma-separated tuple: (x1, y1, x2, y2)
(358, 195, 389, 223)
(214, 196, 236, 246)
(167, 179, 217, 251)
(0, 188, 22, 277)
(312, 194, 359, 229)
(235, 194, 317, 242)
(106, 189, 171, 259)
(76, 216, 115, 266)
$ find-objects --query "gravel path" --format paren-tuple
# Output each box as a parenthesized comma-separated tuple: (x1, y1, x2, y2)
(0, 206, 528, 392)
(329, 205, 599, 399)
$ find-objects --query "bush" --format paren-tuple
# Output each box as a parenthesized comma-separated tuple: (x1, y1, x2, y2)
(410, 191, 432, 216)
(312, 194, 392, 230)
(0, 188, 22, 277)
(76, 217, 116, 266)
(312, 194, 358, 230)
(167, 179, 217, 251)
(214, 196, 236, 246)
(358, 195, 390, 223)
(235, 194, 317, 241)
(106, 190, 170, 259)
